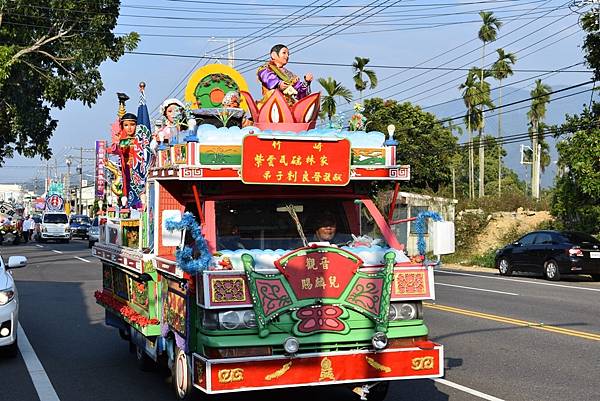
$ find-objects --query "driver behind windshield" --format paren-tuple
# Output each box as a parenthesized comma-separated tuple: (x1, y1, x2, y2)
(310, 212, 350, 245)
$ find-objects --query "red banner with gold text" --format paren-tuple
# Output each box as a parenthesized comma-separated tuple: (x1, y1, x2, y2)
(241, 136, 351, 186)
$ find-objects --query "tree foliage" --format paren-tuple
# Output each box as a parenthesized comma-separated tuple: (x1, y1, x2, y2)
(363, 98, 458, 191)
(352, 56, 377, 100)
(0, 0, 139, 164)
(318, 77, 352, 122)
(551, 103, 600, 233)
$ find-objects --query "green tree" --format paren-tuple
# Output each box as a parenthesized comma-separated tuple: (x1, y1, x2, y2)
(459, 67, 493, 199)
(491, 48, 516, 195)
(318, 77, 352, 123)
(363, 98, 459, 191)
(477, 11, 502, 197)
(527, 79, 552, 199)
(0, 1, 139, 164)
(552, 103, 600, 233)
(352, 56, 377, 101)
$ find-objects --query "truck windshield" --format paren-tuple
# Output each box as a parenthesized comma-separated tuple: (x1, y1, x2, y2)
(43, 214, 68, 224)
(215, 198, 387, 251)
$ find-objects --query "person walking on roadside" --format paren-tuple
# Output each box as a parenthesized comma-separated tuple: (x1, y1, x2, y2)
(22, 215, 34, 243)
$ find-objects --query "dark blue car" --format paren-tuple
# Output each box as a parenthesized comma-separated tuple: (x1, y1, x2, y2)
(69, 214, 91, 239)
(495, 230, 600, 281)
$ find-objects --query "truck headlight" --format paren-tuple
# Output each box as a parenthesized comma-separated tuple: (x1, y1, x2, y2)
(388, 302, 422, 320)
(202, 309, 257, 330)
(0, 287, 15, 305)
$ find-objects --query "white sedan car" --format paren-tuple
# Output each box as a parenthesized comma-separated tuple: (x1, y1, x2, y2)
(0, 253, 27, 357)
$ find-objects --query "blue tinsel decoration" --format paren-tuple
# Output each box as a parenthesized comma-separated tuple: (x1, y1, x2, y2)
(414, 210, 443, 256)
(165, 212, 212, 274)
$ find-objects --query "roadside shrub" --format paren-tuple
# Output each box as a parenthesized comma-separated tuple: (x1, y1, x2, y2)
(458, 192, 550, 214)
(454, 210, 488, 249)
(468, 249, 497, 269)
(498, 223, 526, 245)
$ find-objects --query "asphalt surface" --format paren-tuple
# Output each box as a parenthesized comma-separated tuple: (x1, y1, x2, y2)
(1, 240, 598, 401)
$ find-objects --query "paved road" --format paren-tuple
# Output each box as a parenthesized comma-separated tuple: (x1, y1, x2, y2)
(1, 241, 598, 401)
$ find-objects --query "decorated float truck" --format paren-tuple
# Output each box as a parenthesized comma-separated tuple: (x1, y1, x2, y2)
(93, 65, 454, 400)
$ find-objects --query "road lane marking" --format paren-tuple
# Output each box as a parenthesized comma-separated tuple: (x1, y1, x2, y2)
(17, 323, 61, 401)
(433, 378, 505, 401)
(438, 270, 600, 292)
(436, 282, 518, 296)
(425, 303, 600, 342)
(35, 245, 44, 248)
(51, 250, 62, 254)
(74, 256, 91, 263)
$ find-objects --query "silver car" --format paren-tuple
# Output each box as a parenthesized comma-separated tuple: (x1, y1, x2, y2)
(0, 253, 27, 357)
(88, 217, 100, 248)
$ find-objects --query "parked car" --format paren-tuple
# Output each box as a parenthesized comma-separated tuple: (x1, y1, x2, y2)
(0, 253, 27, 357)
(39, 212, 70, 243)
(88, 217, 99, 248)
(495, 230, 600, 281)
(69, 214, 91, 239)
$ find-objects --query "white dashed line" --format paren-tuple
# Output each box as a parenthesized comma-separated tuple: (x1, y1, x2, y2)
(434, 378, 505, 401)
(436, 282, 519, 296)
(438, 270, 600, 292)
(74, 256, 91, 263)
(18, 323, 61, 401)
(36, 245, 44, 248)
(51, 250, 62, 254)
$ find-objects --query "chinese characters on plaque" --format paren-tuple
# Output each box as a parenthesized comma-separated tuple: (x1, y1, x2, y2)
(241, 136, 351, 186)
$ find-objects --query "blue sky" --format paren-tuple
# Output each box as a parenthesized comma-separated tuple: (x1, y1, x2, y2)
(1, 0, 593, 189)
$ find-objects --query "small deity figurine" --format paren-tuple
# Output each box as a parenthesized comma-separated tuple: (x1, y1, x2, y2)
(152, 98, 185, 148)
(222, 90, 241, 108)
(257, 44, 313, 106)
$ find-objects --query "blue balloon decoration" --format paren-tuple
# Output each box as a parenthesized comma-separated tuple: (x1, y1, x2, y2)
(414, 211, 443, 256)
(165, 212, 212, 274)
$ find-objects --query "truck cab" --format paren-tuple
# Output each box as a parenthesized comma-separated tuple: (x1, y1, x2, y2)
(40, 212, 70, 243)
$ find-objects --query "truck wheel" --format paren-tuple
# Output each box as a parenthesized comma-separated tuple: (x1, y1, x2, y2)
(172, 346, 193, 400)
(136, 344, 155, 371)
(367, 382, 389, 401)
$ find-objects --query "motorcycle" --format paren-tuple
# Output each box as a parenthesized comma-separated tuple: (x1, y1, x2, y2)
(0, 224, 21, 245)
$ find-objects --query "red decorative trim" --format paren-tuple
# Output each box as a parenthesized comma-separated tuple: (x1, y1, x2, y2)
(94, 291, 159, 327)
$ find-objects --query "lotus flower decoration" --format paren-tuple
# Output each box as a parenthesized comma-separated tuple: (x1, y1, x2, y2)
(240, 90, 320, 133)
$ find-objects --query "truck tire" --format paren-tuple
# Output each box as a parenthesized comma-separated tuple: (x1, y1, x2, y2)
(172, 346, 194, 400)
(367, 382, 389, 401)
(135, 344, 155, 371)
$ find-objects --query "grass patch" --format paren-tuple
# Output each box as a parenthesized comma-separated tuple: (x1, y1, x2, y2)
(467, 249, 497, 269)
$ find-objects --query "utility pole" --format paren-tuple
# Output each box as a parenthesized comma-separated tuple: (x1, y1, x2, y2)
(79, 147, 83, 214)
(531, 124, 540, 200)
(207, 37, 235, 67)
(45, 161, 49, 194)
(65, 157, 71, 209)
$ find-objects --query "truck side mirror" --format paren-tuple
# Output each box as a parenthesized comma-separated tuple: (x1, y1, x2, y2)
(7, 256, 27, 269)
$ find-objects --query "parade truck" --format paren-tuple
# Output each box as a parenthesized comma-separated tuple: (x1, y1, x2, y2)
(92, 64, 454, 400)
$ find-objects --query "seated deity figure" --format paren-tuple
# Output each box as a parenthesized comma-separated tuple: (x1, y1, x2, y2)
(257, 44, 313, 106)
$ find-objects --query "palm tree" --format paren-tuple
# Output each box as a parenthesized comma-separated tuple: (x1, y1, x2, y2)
(460, 67, 493, 199)
(527, 79, 551, 199)
(459, 70, 478, 199)
(491, 48, 516, 195)
(318, 77, 353, 123)
(352, 57, 378, 101)
(477, 11, 502, 197)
